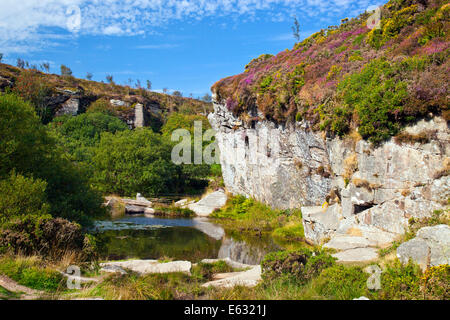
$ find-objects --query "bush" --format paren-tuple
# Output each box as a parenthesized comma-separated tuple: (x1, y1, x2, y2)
(421, 264, 449, 300)
(48, 111, 128, 171)
(261, 248, 336, 283)
(0, 94, 105, 226)
(12, 71, 53, 123)
(0, 215, 88, 259)
(0, 172, 50, 225)
(86, 98, 115, 115)
(337, 58, 409, 144)
(92, 128, 179, 196)
(314, 265, 368, 300)
(378, 259, 423, 300)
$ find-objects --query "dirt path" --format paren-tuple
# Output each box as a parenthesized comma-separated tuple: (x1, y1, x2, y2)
(0, 275, 42, 300)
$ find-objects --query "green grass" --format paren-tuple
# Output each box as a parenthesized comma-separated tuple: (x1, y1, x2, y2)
(211, 195, 304, 240)
(0, 256, 64, 292)
(153, 205, 196, 218)
(0, 285, 21, 300)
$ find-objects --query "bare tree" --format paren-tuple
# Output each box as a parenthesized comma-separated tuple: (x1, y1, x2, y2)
(146, 80, 152, 91)
(162, 88, 168, 94)
(60, 64, 73, 77)
(17, 58, 25, 68)
(106, 74, 114, 84)
(135, 79, 141, 89)
(201, 93, 212, 103)
(292, 16, 300, 42)
(41, 62, 50, 73)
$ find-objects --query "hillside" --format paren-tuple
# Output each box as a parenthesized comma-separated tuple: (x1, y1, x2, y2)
(0, 62, 212, 127)
(212, 0, 449, 144)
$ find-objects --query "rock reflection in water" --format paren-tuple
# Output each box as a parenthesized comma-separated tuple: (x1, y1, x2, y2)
(94, 216, 278, 264)
(218, 237, 278, 265)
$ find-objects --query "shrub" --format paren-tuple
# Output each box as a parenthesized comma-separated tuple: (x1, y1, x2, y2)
(378, 260, 422, 300)
(86, 98, 115, 115)
(421, 264, 449, 300)
(0, 215, 88, 259)
(338, 58, 409, 144)
(261, 248, 336, 283)
(0, 94, 105, 226)
(92, 128, 178, 196)
(0, 172, 50, 225)
(12, 71, 53, 123)
(314, 265, 368, 300)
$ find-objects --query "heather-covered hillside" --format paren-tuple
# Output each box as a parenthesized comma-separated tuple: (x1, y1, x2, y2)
(0, 62, 212, 125)
(212, 0, 449, 143)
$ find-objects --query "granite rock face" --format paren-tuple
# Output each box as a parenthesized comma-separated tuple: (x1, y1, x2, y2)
(209, 98, 449, 251)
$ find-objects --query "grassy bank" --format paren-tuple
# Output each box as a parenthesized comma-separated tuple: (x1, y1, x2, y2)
(210, 195, 305, 244)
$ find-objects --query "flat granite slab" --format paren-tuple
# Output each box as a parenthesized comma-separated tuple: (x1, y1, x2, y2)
(100, 260, 192, 275)
(202, 266, 261, 288)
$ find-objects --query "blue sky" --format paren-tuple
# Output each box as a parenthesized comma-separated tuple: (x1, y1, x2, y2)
(0, 1, 383, 97)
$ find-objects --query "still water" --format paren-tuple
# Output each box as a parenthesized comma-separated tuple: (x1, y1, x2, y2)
(93, 215, 280, 264)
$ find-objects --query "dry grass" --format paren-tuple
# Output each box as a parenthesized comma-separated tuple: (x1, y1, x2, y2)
(343, 153, 358, 180)
(394, 130, 435, 145)
(433, 157, 450, 180)
(352, 178, 380, 191)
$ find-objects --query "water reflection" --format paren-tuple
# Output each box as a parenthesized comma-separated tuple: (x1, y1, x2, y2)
(94, 215, 279, 264)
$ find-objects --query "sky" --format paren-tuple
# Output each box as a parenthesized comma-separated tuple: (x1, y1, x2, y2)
(0, 0, 384, 97)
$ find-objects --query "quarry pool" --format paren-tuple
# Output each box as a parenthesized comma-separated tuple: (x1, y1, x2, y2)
(93, 215, 280, 264)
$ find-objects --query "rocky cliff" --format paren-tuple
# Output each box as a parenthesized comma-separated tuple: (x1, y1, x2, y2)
(208, 0, 449, 257)
(209, 99, 449, 251)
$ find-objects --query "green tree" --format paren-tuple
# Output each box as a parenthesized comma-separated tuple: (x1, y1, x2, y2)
(0, 94, 104, 226)
(92, 128, 179, 196)
(0, 172, 50, 225)
(48, 112, 128, 174)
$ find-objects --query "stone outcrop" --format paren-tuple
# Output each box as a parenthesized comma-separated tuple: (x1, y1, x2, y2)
(397, 224, 450, 270)
(187, 189, 228, 217)
(104, 194, 153, 215)
(209, 98, 449, 252)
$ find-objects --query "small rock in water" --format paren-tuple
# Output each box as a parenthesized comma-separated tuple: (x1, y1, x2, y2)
(125, 204, 145, 214)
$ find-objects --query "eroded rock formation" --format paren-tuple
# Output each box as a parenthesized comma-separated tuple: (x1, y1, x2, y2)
(209, 98, 449, 253)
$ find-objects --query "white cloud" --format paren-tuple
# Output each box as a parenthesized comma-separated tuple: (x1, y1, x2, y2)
(0, 0, 375, 53)
(136, 44, 180, 49)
